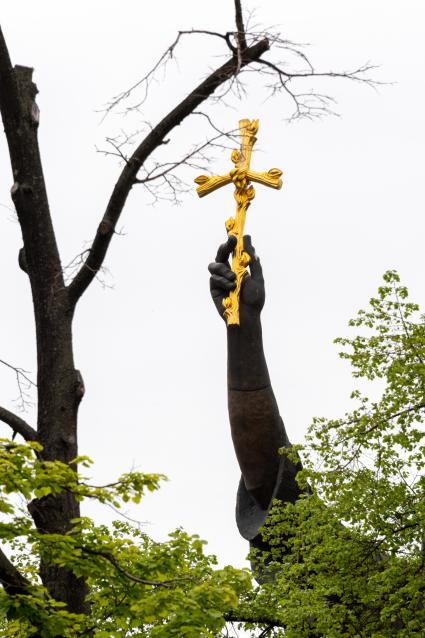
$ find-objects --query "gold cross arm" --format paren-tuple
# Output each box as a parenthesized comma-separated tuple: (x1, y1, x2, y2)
(194, 167, 282, 198)
(194, 119, 283, 326)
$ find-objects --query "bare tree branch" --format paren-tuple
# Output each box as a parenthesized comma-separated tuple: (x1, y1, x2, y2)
(0, 357, 36, 413)
(97, 113, 240, 207)
(68, 38, 270, 304)
(234, 0, 247, 53)
(255, 57, 380, 120)
(258, 56, 380, 84)
(0, 549, 44, 637)
(0, 405, 37, 441)
(0, 357, 36, 389)
(0, 546, 29, 595)
(69, 17, 382, 302)
(102, 29, 236, 117)
(105, 24, 381, 123)
(133, 126, 238, 187)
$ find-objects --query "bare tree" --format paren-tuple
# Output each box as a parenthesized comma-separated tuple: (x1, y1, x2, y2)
(0, 0, 377, 617)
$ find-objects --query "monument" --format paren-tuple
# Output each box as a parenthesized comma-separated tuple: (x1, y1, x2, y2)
(195, 120, 303, 574)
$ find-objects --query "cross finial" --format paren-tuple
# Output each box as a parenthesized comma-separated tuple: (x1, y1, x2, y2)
(195, 118, 283, 326)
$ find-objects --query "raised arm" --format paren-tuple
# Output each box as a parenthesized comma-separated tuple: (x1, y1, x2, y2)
(209, 235, 302, 544)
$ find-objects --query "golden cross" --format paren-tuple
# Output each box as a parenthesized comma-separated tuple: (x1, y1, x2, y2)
(194, 118, 283, 326)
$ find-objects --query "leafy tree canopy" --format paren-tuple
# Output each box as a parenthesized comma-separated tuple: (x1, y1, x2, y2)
(245, 270, 425, 637)
(2, 270, 425, 636)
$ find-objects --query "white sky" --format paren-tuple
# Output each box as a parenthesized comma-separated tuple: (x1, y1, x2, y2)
(0, 0, 424, 570)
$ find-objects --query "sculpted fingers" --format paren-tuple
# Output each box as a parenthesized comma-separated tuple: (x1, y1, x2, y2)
(208, 261, 236, 280)
(209, 274, 236, 296)
(210, 236, 236, 296)
(210, 261, 236, 295)
(209, 264, 236, 297)
(215, 234, 237, 264)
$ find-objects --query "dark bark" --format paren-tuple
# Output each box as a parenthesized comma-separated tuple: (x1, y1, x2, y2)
(0, 549, 44, 637)
(0, 547, 28, 596)
(28, 307, 89, 613)
(234, 0, 247, 50)
(0, 406, 37, 441)
(0, 8, 269, 625)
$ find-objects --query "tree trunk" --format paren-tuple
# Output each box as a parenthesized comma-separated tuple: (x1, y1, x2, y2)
(0, 17, 271, 620)
(0, 37, 90, 614)
(28, 294, 89, 614)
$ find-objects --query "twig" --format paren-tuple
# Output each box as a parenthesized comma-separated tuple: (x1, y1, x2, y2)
(0, 357, 36, 412)
(102, 29, 237, 117)
(80, 546, 188, 588)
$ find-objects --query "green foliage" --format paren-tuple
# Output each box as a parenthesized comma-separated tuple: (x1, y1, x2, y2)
(2, 270, 425, 636)
(239, 271, 425, 636)
(0, 441, 251, 636)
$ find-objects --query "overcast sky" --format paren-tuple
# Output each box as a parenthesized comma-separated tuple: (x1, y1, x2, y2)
(0, 0, 424, 569)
